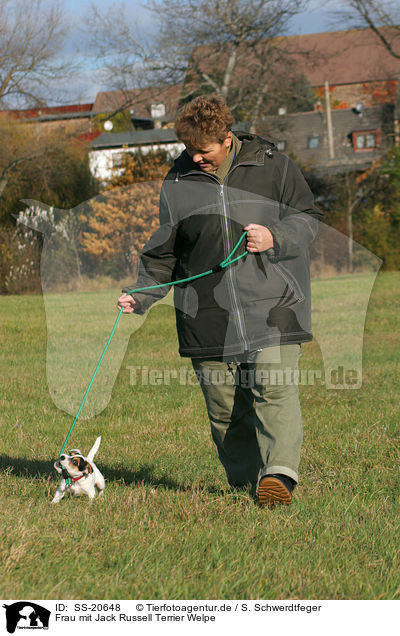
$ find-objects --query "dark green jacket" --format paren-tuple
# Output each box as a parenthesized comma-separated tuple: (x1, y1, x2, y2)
(123, 132, 324, 359)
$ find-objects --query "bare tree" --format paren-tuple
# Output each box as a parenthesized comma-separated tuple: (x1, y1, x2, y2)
(147, 0, 309, 119)
(0, 0, 71, 108)
(342, 0, 400, 57)
(86, 0, 313, 130)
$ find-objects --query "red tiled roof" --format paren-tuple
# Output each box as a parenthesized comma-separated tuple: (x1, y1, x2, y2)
(2, 103, 93, 119)
(78, 130, 102, 142)
(188, 27, 400, 92)
(277, 27, 400, 86)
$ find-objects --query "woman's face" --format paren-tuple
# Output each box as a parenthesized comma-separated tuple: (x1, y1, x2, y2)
(185, 131, 233, 173)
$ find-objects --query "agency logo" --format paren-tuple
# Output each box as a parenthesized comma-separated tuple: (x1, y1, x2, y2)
(3, 602, 50, 634)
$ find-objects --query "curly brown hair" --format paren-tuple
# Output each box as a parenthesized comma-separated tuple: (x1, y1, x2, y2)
(174, 95, 234, 148)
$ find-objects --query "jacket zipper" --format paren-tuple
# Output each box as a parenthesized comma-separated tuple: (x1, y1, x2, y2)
(177, 160, 264, 350)
(219, 182, 249, 351)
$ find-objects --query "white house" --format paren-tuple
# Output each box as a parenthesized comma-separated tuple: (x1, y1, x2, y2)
(89, 129, 185, 182)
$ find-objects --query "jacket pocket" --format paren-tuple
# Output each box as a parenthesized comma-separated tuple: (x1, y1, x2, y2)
(271, 262, 305, 304)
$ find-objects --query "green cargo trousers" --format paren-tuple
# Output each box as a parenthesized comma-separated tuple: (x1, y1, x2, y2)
(191, 344, 302, 487)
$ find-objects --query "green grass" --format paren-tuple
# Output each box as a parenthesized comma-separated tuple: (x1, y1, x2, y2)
(0, 272, 399, 599)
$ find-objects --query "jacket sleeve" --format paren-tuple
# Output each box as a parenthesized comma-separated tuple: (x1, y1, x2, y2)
(267, 156, 324, 260)
(122, 183, 180, 314)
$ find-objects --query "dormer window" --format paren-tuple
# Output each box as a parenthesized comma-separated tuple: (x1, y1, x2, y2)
(352, 129, 381, 151)
(150, 103, 166, 119)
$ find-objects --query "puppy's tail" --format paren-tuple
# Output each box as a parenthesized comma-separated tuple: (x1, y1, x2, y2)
(87, 436, 102, 463)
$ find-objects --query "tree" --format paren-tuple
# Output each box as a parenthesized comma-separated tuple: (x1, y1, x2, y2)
(87, 0, 313, 131)
(79, 149, 173, 277)
(0, 0, 72, 108)
(356, 146, 400, 269)
(0, 126, 99, 292)
(104, 148, 173, 188)
(303, 152, 400, 271)
(80, 183, 161, 278)
(0, 0, 84, 202)
(0, 116, 97, 223)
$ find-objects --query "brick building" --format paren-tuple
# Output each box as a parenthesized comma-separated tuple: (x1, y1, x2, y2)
(282, 27, 399, 110)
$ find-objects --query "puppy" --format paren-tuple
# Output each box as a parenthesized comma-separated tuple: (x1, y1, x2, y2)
(52, 436, 105, 503)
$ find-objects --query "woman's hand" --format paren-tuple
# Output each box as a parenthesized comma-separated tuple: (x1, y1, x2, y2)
(117, 293, 137, 314)
(244, 224, 274, 253)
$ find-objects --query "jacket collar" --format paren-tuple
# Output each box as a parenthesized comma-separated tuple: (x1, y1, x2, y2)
(173, 132, 275, 178)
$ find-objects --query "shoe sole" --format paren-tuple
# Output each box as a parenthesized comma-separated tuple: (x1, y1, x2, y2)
(257, 476, 293, 507)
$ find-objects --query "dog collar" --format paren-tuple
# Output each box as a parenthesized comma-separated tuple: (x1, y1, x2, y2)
(61, 467, 85, 487)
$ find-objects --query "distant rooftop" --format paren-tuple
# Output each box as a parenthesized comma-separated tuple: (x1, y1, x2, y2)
(189, 26, 400, 91)
(1, 103, 93, 121)
(91, 128, 179, 149)
(92, 84, 183, 118)
(279, 27, 400, 86)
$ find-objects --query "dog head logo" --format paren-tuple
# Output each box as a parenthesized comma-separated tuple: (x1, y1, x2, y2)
(3, 602, 50, 633)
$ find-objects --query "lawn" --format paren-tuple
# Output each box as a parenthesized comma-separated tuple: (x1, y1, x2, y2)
(0, 271, 399, 599)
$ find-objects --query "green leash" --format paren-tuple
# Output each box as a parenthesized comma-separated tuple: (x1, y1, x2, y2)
(58, 231, 248, 459)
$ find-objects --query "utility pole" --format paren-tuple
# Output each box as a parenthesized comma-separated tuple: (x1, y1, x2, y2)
(394, 67, 400, 145)
(325, 80, 335, 159)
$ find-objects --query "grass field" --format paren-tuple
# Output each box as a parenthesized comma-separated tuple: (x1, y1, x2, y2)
(0, 272, 399, 600)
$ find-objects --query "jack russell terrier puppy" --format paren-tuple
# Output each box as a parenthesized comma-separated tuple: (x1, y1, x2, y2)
(52, 436, 105, 503)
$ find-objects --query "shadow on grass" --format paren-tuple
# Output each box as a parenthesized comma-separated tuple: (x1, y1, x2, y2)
(0, 455, 224, 494)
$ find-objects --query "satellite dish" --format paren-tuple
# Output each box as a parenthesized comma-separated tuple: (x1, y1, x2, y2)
(104, 120, 114, 131)
(355, 102, 364, 113)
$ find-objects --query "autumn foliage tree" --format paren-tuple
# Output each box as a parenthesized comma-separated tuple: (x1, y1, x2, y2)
(304, 148, 400, 271)
(0, 116, 98, 292)
(79, 149, 173, 278)
(104, 149, 173, 187)
(355, 146, 400, 269)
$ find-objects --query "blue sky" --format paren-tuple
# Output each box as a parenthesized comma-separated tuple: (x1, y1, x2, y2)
(59, 0, 347, 104)
(65, 0, 344, 38)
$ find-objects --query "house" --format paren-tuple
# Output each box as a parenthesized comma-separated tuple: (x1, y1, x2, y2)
(276, 27, 399, 110)
(92, 84, 183, 130)
(89, 84, 185, 181)
(0, 103, 96, 137)
(186, 26, 399, 112)
(254, 103, 395, 174)
(89, 128, 185, 182)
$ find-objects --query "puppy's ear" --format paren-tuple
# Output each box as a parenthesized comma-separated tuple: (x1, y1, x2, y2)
(54, 461, 63, 474)
(80, 459, 93, 475)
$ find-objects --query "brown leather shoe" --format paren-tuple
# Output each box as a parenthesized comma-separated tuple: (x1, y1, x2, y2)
(257, 473, 295, 507)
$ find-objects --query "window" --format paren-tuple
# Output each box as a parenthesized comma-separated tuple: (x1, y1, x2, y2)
(112, 152, 124, 168)
(276, 140, 286, 151)
(150, 103, 166, 119)
(307, 136, 319, 149)
(352, 129, 380, 151)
